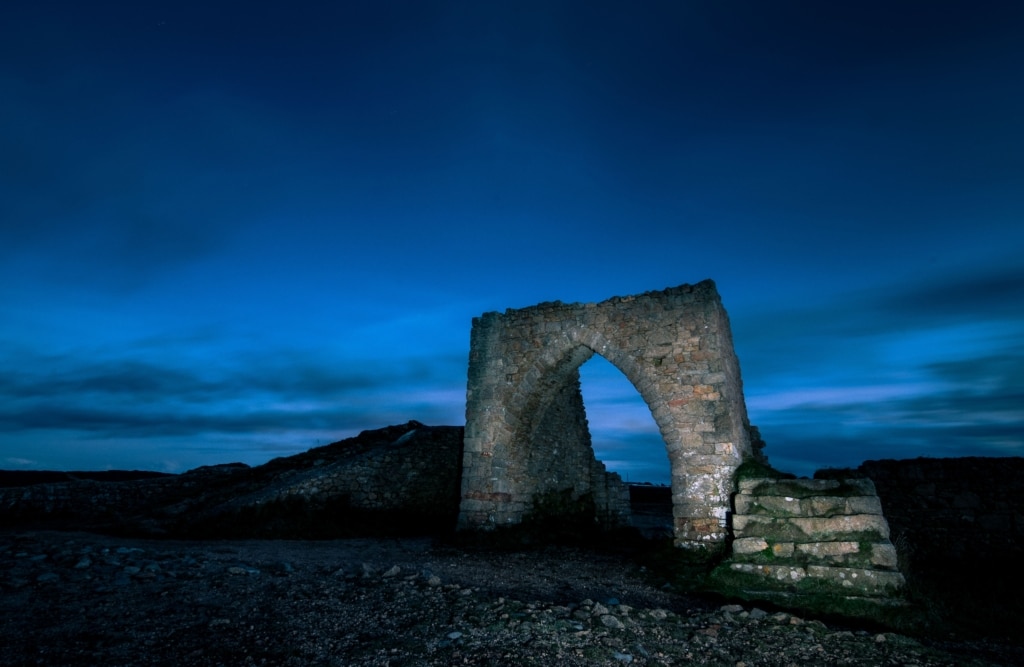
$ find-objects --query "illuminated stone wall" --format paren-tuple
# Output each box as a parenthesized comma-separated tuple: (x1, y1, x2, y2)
(458, 280, 753, 549)
(719, 476, 905, 600)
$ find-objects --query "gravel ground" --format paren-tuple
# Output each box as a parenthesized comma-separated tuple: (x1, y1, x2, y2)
(1, 530, 1020, 666)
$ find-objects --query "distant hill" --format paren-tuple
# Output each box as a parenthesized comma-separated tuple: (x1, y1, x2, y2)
(3, 428, 1022, 578)
(0, 470, 173, 487)
(0, 421, 463, 538)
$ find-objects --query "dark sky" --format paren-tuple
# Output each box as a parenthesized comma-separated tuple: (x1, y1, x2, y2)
(2, 1, 1022, 480)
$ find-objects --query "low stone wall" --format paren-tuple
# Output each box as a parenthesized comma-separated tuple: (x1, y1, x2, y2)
(213, 425, 462, 513)
(521, 369, 631, 528)
(713, 476, 905, 605)
(854, 457, 1024, 567)
(588, 457, 631, 527)
(0, 421, 626, 538)
(0, 473, 197, 527)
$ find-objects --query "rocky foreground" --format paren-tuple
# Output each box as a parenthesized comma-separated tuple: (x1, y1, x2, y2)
(2, 530, 1021, 667)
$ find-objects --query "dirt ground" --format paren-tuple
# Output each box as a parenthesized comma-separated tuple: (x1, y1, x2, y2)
(2, 530, 1021, 666)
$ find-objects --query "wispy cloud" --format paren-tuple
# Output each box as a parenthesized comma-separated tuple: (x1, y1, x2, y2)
(739, 266, 1024, 475)
(0, 344, 462, 441)
(591, 431, 672, 485)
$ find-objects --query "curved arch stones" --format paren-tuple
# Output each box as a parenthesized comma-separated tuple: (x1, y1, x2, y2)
(458, 280, 754, 549)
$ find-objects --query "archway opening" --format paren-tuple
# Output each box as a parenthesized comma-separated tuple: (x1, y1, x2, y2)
(578, 354, 673, 538)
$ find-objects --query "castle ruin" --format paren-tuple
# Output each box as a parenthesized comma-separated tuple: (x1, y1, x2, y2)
(458, 280, 751, 549)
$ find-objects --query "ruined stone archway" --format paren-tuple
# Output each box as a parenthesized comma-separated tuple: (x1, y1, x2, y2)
(458, 280, 754, 549)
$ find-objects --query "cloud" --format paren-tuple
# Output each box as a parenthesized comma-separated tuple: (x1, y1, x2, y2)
(872, 264, 1024, 327)
(732, 264, 1024, 474)
(0, 344, 463, 442)
(0, 359, 215, 402)
(739, 263, 1024, 345)
(754, 365, 1024, 477)
(925, 350, 1024, 394)
(734, 264, 1024, 392)
(591, 431, 672, 485)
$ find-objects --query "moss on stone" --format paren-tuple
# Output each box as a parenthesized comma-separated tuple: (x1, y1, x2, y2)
(734, 459, 794, 481)
(707, 564, 914, 627)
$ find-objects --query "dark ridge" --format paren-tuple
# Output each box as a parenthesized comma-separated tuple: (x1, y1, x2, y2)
(627, 483, 671, 504)
(0, 421, 463, 540)
(0, 470, 174, 487)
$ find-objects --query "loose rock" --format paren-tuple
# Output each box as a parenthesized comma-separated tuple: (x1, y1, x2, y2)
(0, 530, 1019, 667)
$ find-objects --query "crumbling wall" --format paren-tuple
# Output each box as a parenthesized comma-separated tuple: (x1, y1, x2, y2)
(853, 457, 1024, 566)
(217, 424, 462, 515)
(713, 476, 904, 607)
(521, 367, 630, 527)
(0, 423, 463, 537)
(0, 465, 245, 530)
(459, 280, 752, 549)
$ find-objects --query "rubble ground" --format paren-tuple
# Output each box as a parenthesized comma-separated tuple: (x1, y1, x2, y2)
(3, 530, 1022, 666)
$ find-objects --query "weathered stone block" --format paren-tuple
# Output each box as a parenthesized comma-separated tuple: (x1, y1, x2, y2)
(733, 493, 755, 515)
(733, 514, 824, 542)
(772, 542, 794, 558)
(747, 494, 805, 516)
(732, 537, 769, 554)
(845, 496, 884, 515)
(805, 566, 905, 595)
(791, 514, 890, 540)
(729, 562, 807, 583)
(795, 541, 861, 561)
(870, 543, 899, 569)
(738, 477, 769, 493)
(843, 478, 878, 496)
(807, 496, 852, 516)
(796, 479, 841, 492)
(727, 470, 905, 608)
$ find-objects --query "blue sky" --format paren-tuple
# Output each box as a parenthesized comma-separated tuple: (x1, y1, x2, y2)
(2, 1, 1022, 480)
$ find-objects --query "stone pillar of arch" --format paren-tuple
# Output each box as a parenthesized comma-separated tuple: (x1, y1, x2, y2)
(458, 280, 753, 549)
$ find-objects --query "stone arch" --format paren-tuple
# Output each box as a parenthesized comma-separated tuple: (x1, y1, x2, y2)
(458, 280, 753, 549)
(569, 328, 677, 446)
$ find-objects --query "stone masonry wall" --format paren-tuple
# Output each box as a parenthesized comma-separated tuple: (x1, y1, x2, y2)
(0, 475, 187, 526)
(718, 476, 905, 600)
(523, 367, 630, 526)
(0, 423, 463, 537)
(853, 457, 1024, 566)
(213, 424, 463, 517)
(0, 462, 262, 535)
(459, 280, 753, 549)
